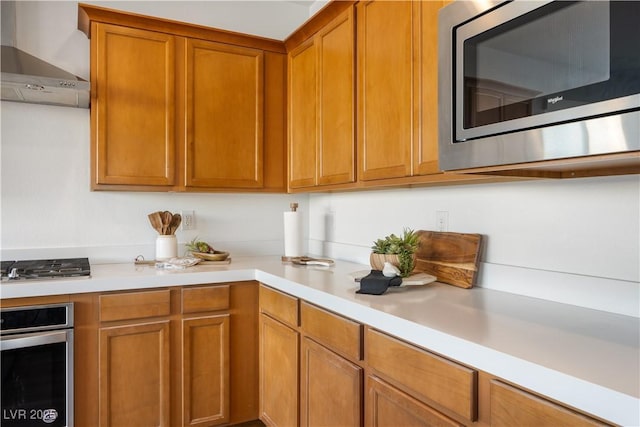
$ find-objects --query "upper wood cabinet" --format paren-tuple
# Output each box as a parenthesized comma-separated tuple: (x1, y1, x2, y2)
(357, 0, 414, 181)
(79, 4, 286, 192)
(93, 24, 177, 187)
(414, 0, 447, 176)
(287, 0, 486, 191)
(185, 39, 264, 189)
(288, 6, 355, 189)
(357, 0, 449, 181)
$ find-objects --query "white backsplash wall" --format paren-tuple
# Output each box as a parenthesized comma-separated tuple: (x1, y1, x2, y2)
(308, 177, 640, 282)
(307, 177, 640, 316)
(0, 100, 308, 263)
(0, 0, 315, 262)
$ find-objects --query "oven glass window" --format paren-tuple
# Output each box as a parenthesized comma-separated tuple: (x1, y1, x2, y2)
(462, 0, 640, 130)
(1, 342, 68, 426)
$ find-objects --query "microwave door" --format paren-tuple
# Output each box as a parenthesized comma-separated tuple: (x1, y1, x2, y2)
(454, 0, 640, 142)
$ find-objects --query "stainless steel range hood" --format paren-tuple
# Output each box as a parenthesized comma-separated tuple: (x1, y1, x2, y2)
(1, 1, 89, 108)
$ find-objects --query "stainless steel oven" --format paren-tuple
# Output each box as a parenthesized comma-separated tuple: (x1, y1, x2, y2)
(1, 303, 74, 427)
(438, 0, 640, 171)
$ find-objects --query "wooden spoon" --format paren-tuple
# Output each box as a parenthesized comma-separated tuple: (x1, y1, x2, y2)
(169, 214, 181, 235)
(162, 211, 172, 235)
(148, 212, 163, 234)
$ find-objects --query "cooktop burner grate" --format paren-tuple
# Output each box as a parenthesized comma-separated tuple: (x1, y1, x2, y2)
(1, 258, 91, 281)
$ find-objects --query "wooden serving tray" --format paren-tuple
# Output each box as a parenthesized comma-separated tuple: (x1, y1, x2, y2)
(414, 230, 483, 289)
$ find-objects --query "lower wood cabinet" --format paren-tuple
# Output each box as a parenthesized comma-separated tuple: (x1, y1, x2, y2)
(97, 289, 173, 426)
(181, 314, 230, 426)
(490, 380, 607, 427)
(365, 328, 477, 424)
(366, 374, 462, 427)
(259, 286, 364, 427)
(259, 286, 300, 426)
(300, 337, 362, 427)
(99, 320, 171, 426)
(74, 282, 258, 427)
(5, 283, 614, 427)
(259, 312, 300, 427)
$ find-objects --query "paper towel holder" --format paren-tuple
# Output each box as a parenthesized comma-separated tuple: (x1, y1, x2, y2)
(282, 202, 301, 262)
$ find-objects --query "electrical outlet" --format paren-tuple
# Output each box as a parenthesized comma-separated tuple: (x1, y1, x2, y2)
(181, 210, 195, 231)
(436, 211, 449, 232)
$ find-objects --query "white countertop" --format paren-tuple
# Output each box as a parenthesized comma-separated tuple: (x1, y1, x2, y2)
(2, 256, 638, 426)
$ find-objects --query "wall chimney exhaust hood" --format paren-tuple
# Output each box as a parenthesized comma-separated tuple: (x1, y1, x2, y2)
(1, 2, 89, 108)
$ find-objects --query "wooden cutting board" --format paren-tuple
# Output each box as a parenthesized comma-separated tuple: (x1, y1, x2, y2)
(414, 230, 483, 289)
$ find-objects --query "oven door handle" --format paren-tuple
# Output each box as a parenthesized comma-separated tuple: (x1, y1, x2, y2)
(0, 329, 71, 351)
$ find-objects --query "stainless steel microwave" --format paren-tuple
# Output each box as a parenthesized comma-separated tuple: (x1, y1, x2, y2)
(438, 0, 640, 171)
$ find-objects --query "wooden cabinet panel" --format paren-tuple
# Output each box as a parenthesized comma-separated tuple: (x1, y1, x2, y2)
(228, 282, 260, 424)
(289, 39, 318, 189)
(357, 0, 414, 181)
(316, 7, 355, 186)
(182, 314, 230, 426)
(263, 52, 287, 192)
(490, 380, 607, 427)
(84, 6, 284, 193)
(259, 313, 299, 427)
(259, 285, 299, 327)
(185, 39, 264, 189)
(366, 375, 463, 427)
(366, 328, 477, 422)
(300, 337, 362, 427)
(300, 301, 362, 361)
(93, 23, 176, 187)
(288, 6, 355, 190)
(415, 0, 447, 176)
(181, 284, 230, 314)
(99, 289, 170, 322)
(99, 320, 171, 426)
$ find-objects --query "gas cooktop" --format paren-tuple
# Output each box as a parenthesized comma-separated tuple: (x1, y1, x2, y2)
(1, 258, 91, 281)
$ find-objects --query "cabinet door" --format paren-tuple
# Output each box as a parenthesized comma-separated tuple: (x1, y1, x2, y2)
(185, 39, 264, 189)
(93, 23, 176, 187)
(300, 337, 362, 427)
(288, 7, 355, 190)
(490, 381, 606, 427)
(182, 314, 230, 426)
(357, 0, 414, 181)
(317, 7, 356, 186)
(259, 314, 299, 427)
(415, 0, 447, 176)
(99, 320, 170, 427)
(366, 375, 463, 427)
(288, 38, 318, 189)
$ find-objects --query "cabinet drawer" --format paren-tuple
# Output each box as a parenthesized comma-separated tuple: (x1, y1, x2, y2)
(100, 289, 171, 322)
(366, 375, 463, 427)
(300, 302, 362, 361)
(365, 328, 477, 422)
(490, 380, 607, 426)
(182, 284, 230, 314)
(259, 285, 299, 327)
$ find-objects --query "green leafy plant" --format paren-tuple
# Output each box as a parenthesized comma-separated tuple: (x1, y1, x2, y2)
(371, 228, 420, 277)
(185, 237, 215, 254)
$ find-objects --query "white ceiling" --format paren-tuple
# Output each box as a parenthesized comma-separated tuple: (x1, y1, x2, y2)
(85, 0, 321, 40)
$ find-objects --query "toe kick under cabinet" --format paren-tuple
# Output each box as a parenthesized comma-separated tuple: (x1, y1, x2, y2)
(73, 281, 259, 427)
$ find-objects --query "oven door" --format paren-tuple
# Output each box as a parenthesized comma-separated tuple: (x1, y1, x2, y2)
(1, 330, 73, 427)
(455, 0, 640, 142)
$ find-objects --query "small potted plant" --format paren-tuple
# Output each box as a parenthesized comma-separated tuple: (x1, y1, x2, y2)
(370, 228, 420, 277)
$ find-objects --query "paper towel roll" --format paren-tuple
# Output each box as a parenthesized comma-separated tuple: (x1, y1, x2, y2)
(283, 210, 303, 257)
